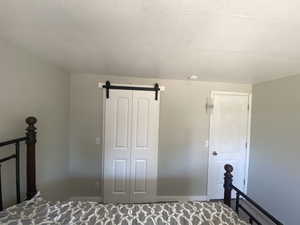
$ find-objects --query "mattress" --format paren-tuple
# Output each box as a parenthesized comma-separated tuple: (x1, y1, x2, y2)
(0, 193, 248, 225)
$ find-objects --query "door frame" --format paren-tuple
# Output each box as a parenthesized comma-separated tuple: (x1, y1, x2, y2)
(207, 91, 252, 200)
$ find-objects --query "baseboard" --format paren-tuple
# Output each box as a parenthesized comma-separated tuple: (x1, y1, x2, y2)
(69, 195, 208, 202)
(69, 196, 103, 202)
(156, 195, 208, 202)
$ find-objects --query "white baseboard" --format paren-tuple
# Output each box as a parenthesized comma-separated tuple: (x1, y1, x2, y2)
(156, 195, 208, 202)
(69, 196, 103, 202)
(69, 195, 208, 202)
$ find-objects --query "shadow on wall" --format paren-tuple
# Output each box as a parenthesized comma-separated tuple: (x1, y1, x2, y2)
(68, 177, 102, 198)
(157, 176, 202, 196)
(67, 175, 208, 201)
(38, 179, 71, 201)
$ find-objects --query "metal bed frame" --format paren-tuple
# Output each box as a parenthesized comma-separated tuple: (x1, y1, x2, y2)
(0, 117, 37, 210)
(0, 117, 283, 224)
(224, 164, 283, 225)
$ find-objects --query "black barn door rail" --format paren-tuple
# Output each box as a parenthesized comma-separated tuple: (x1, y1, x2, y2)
(102, 81, 160, 100)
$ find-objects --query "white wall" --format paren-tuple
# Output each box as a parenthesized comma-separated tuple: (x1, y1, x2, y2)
(249, 75, 300, 225)
(0, 39, 70, 206)
(69, 73, 251, 197)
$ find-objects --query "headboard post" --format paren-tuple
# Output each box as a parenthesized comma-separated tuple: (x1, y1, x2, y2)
(224, 164, 233, 207)
(25, 117, 37, 200)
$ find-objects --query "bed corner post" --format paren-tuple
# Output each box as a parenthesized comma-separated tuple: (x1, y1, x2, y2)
(25, 117, 37, 200)
(224, 164, 233, 207)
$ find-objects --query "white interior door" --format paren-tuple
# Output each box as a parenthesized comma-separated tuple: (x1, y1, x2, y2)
(130, 91, 159, 202)
(103, 89, 159, 203)
(103, 90, 132, 203)
(208, 92, 250, 200)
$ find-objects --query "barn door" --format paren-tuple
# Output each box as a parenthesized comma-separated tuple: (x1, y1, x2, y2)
(103, 89, 159, 203)
(130, 91, 159, 202)
(103, 89, 132, 203)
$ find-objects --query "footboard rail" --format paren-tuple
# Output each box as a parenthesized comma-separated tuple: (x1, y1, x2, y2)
(0, 117, 37, 211)
(223, 164, 283, 225)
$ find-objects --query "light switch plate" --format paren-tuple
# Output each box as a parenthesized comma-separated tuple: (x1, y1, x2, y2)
(205, 140, 209, 148)
(96, 137, 101, 145)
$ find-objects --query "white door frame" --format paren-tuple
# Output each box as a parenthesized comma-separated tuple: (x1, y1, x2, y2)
(207, 91, 252, 199)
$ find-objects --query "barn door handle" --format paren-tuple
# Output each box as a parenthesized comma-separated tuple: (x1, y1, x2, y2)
(212, 151, 218, 156)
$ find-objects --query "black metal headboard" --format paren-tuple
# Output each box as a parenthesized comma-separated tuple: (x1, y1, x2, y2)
(0, 117, 37, 210)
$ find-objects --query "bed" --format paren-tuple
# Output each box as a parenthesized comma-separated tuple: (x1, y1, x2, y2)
(0, 117, 283, 225)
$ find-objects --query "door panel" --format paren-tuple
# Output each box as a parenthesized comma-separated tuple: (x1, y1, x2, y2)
(208, 92, 250, 199)
(113, 160, 127, 193)
(134, 160, 147, 193)
(104, 90, 132, 203)
(115, 97, 130, 148)
(136, 98, 150, 148)
(130, 91, 159, 202)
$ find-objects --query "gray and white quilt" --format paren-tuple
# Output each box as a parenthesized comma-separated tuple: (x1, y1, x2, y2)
(0, 193, 248, 225)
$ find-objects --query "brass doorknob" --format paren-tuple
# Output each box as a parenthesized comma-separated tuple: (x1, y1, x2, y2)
(212, 151, 218, 156)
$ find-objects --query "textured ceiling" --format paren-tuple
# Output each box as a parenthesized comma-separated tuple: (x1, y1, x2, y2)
(1, 0, 300, 83)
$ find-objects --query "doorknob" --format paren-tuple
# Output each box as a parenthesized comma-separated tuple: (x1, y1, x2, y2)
(212, 151, 218, 156)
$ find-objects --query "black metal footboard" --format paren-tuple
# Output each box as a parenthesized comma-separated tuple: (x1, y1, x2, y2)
(0, 117, 37, 210)
(224, 164, 283, 225)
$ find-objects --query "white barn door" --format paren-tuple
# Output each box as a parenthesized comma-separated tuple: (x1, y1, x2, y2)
(103, 90, 132, 203)
(207, 92, 251, 200)
(103, 89, 159, 203)
(130, 91, 159, 202)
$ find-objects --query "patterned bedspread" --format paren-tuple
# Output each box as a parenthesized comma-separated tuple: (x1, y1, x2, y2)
(0, 193, 248, 225)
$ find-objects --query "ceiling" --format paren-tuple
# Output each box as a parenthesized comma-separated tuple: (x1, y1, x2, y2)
(1, 0, 300, 83)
